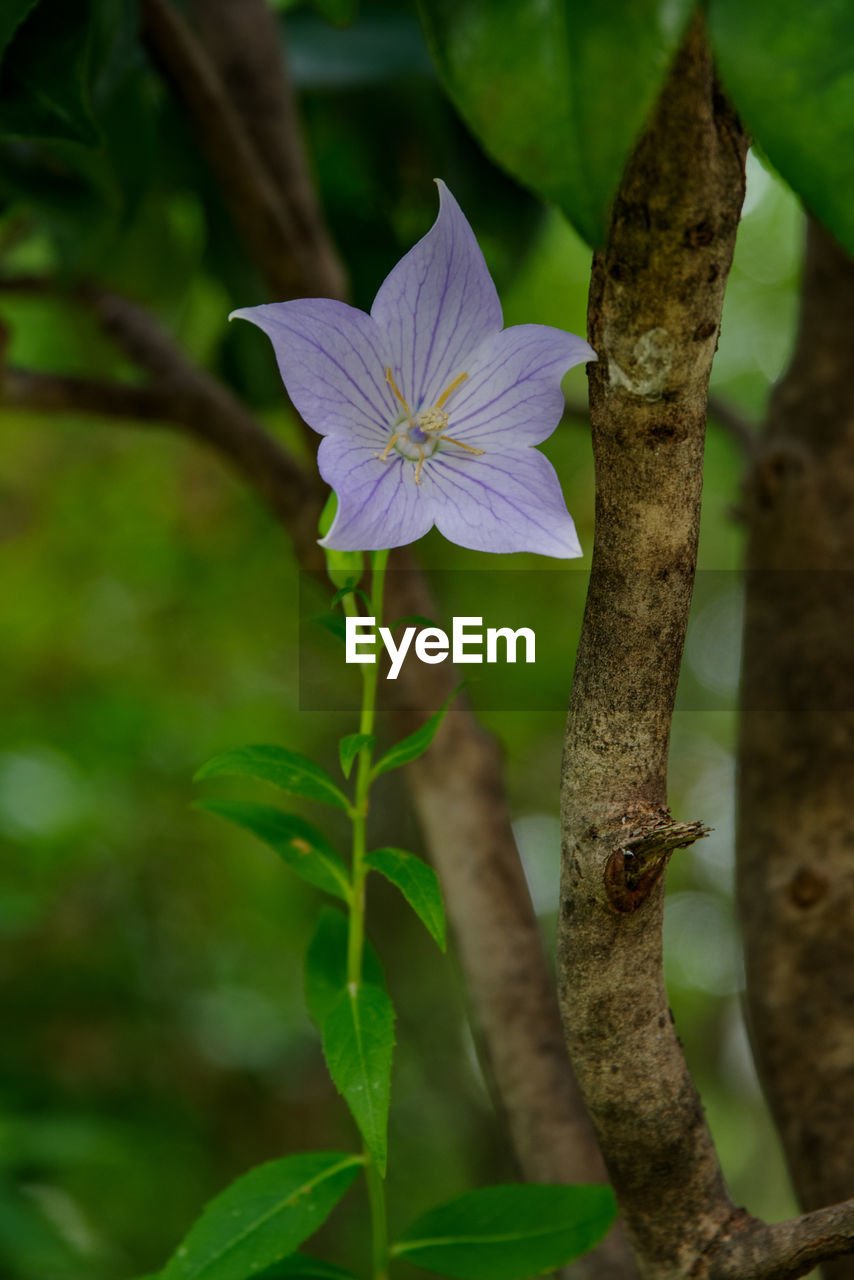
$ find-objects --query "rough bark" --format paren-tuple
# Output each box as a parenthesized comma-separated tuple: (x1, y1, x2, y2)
(557, 16, 750, 1278)
(738, 218, 854, 1278)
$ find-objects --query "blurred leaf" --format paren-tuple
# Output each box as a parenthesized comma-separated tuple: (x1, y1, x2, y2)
(418, 0, 694, 247)
(256, 1256, 360, 1280)
(312, 612, 349, 643)
(310, 0, 359, 29)
(708, 0, 854, 255)
(195, 800, 351, 901)
(338, 733, 373, 780)
(371, 691, 458, 777)
(195, 745, 350, 811)
(365, 847, 446, 950)
(322, 983, 395, 1174)
(392, 1183, 617, 1279)
(0, 0, 40, 63)
(304, 907, 385, 1028)
(0, 0, 98, 144)
(160, 1152, 363, 1280)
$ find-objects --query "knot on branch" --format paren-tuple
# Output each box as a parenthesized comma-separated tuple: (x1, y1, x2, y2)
(604, 817, 710, 913)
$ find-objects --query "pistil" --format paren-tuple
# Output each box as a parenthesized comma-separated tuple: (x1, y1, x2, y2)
(379, 367, 484, 483)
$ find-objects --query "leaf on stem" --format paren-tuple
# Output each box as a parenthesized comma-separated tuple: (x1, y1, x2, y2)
(391, 1183, 617, 1280)
(195, 746, 350, 811)
(371, 691, 460, 778)
(322, 983, 395, 1176)
(304, 907, 385, 1028)
(338, 733, 374, 780)
(160, 1152, 363, 1280)
(195, 801, 350, 902)
(365, 848, 446, 950)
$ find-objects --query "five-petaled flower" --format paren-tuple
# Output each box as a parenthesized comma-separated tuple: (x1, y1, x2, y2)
(231, 181, 596, 557)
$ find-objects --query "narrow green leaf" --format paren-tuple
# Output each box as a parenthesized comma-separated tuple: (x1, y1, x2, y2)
(330, 585, 371, 612)
(418, 0, 694, 247)
(313, 612, 348, 643)
(160, 1152, 363, 1280)
(304, 908, 385, 1028)
(0, 0, 99, 144)
(371, 691, 459, 778)
(708, 0, 854, 255)
(0, 0, 40, 63)
(366, 848, 446, 951)
(392, 1183, 617, 1280)
(256, 1255, 360, 1280)
(195, 746, 350, 811)
(338, 733, 374, 780)
(195, 801, 350, 902)
(322, 984, 395, 1175)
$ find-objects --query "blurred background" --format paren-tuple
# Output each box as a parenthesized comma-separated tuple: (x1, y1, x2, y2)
(0, 0, 804, 1276)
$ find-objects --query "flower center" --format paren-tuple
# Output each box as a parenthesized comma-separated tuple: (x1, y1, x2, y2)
(378, 368, 483, 484)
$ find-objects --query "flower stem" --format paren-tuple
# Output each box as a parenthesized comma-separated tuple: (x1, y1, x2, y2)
(342, 549, 391, 1280)
(346, 549, 388, 991)
(365, 1152, 389, 1280)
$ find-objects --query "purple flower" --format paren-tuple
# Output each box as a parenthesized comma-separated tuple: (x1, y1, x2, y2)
(231, 181, 595, 557)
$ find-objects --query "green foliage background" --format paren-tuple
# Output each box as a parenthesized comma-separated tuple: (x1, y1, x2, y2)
(0, 0, 809, 1276)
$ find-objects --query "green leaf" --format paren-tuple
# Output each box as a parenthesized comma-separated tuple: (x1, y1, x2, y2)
(418, 0, 694, 248)
(708, 0, 854, 255)
(195, 801, 350, 902)
(160, 1152, 363, 1280)
(322, 984, 395, 1175)
(0, 0, 99, 144)
(195, 746, 350, 811)
(256, 1256, 360, 1280)
(312, 612, 348, 643)
(392, 1183, 617, 1280)
(0, 0, 40, 63)
(371, 691, 459, 778)
(365, 848, 446, 951)
(338, 733, 374, 780)
(304, 907, 385, 1028)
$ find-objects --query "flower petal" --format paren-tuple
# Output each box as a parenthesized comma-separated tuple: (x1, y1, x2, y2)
(426, 448, 582, 558)
(317, 436, 434, 551)
(445, 324, 597, 449)
(370, 181, 502, 411)
(230, 299, 394, 444)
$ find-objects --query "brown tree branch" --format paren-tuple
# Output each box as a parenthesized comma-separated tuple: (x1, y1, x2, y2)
(557, 14, 750, 1277)
(139, 0, 345, 302)
(738, 218, 854, 1280)
(710, 1200, 854, 1280)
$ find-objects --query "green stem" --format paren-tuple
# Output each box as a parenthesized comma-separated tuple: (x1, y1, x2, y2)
(346, 548, 388, 990)
(365, 1153, 389, 1280)
(341, 550, 391, 1280)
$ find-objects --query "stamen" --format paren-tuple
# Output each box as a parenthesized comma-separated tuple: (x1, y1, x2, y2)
(378, 432, 405, 461)
(385, 367, 410, 414)
(435, 371, 468, 408)
(440, 434, 484, 455)
(415, 448, 425, 484)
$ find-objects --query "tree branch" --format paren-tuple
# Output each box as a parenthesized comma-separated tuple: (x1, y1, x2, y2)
(139, 0, 345, 302)
(557, 15, 750, 1276)
(738, 219, 854, 1280)
(711, 1200, 854, 1280)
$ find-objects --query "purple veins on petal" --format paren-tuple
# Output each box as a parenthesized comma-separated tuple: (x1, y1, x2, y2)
(230, 179, 595, 559)
(229, 298, 393, 444)
(371, 180, 503, 411)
